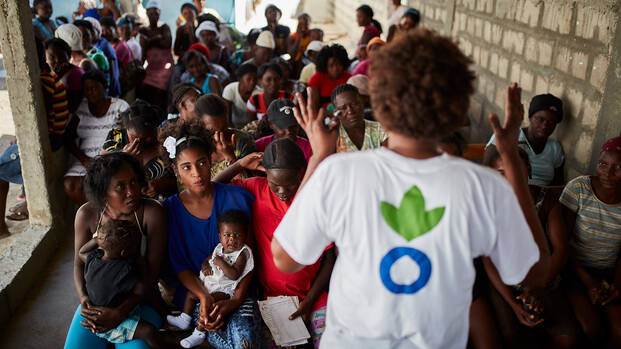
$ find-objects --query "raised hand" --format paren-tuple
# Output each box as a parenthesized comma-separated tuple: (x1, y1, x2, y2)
(292, 87, 338, 156)
(489, 83, 524, 155)
(214, 131, 236, 162)
(239, 152, 265, 172)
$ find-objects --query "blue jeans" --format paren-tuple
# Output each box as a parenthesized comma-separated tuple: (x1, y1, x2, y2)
(64, 304, 163, 349)
(192, 298, 261, 349)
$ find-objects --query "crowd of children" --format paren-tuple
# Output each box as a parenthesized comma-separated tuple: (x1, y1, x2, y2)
(5, 0, 620, 348)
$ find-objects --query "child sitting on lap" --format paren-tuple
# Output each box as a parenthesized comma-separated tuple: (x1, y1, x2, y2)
(79, 219, 163, 348)
(167, 209, 254, 348)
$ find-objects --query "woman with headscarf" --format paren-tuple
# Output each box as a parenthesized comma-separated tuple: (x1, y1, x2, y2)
(54, 23, 94, 71)
(138, 0, 174, 111)
(195, 20, 231, 72)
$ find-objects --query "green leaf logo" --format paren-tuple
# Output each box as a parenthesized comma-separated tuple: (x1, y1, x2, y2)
(381, 186, 445, 241)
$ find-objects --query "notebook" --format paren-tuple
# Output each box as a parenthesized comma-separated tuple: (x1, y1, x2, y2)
(258, 296, 311, 347)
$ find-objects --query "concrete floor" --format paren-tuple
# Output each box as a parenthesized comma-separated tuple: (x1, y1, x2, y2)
(0, 236, 76, 349)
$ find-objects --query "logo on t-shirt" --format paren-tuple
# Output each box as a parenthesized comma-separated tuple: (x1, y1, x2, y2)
(379, 185, 445, 294)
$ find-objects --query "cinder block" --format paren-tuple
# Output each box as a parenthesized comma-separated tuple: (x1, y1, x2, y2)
(535, 75, 549, 95)
(473, 45, 481, 65)
(575, 4, 618, 46)
(485, 77, 496, 102)
(571, 51, 589, 80)
(489, 52, 499, 74)
(590, 54, 610, 92)
(573, 132, 594, 167)
(525, 37, 538, 62)
(581, 96, 602, 129)
(549, 80, 565, 97)
(467, 16, 476, 35)
(496, 86, 506, 110)
(480, 48, 490, 68)
(498, 56, 509, 78)
(510, 62, 521, 84)
(475, 18, 483, 37)
(460, 38, 473, 56)
(483, 21, 492, 42)
(495, 0, 516, 20)
(538, 41, 553, 66)
(477, 0, 494, 13)
(520, 68, 534, 92)
(555, 46, 572, 73)
(491, 23, 503, 45)
(542, 1, 573, 34)
(516, 0, 541, 27)
(566, 88, 584, 117)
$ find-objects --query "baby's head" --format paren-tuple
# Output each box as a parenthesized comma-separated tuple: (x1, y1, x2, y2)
(217, 210, 250, 254)
(97, 219, 141, 259)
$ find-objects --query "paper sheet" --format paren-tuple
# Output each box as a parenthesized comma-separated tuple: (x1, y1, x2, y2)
(258, 296, 310, 347)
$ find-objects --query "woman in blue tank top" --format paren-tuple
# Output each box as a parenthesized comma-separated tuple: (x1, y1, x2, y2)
(184, 50, 222, 96)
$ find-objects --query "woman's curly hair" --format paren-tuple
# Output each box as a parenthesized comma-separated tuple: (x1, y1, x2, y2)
(84, 152, 147, 210)
(369, 29, 475, 139)
(316, 44, 350, 74)
(158, 119, 214, 167)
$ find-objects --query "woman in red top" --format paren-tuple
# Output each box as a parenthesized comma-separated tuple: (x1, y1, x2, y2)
(214, 139, 335, 348)
(307, 44, 351, 109)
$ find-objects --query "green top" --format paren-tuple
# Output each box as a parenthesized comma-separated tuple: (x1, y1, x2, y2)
(336, 119, 387, 153)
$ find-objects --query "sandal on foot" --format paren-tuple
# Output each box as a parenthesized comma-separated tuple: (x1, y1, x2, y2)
(6, 210, 28, 221)
(9, 202, 26, 214)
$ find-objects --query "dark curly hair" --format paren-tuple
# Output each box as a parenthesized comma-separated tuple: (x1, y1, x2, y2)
(74, 19, 94, 35)
(195, 94, 228, 118)
(158, 119, 214, 166)
(121, 99, 163, 133)
(316, 44, 350, 74)
(98, 219, 140, 251)
(369, 29, 475, 138)
(217, 209, 250, 232)
(84, 152, 147, 210)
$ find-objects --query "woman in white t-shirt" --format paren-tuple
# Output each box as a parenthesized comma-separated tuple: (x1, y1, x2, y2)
(486, 93, 565, 187)
(271, 30, 552, 348)
(222, 63, 260, 129)
(64, 69, 128, 206)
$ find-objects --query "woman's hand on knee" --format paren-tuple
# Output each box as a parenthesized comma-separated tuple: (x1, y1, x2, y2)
(80, 305, 124, 332)
(200, 304, 224, 332)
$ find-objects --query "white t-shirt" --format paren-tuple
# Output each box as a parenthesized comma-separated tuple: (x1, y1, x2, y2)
(222, 82, 260, 128)
(274, 148, 539, 348)
(486, 129, 564, 186)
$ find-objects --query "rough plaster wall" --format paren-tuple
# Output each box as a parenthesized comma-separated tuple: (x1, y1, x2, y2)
(0, 0, 73, 329)
(331, 0, 621, 179)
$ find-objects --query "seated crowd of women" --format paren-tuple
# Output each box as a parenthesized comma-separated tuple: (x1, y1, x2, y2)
(10, 1, 621, 348)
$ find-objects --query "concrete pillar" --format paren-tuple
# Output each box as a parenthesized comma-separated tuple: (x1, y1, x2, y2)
(0, 0, 53, 226)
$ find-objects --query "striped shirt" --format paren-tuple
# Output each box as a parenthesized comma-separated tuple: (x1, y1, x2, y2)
(40, 70, 69, 135)
(560, 176, 621, 270)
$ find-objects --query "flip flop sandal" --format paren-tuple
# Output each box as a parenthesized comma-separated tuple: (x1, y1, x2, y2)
(6, 210, 28, 221)
(8, 202, 26, 214)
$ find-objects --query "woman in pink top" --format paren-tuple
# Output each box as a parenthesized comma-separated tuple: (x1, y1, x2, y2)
(100, 16, 133, 67)
(254, 99, 312, 162)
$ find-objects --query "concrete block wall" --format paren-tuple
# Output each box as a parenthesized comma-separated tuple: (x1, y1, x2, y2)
(328, 0, 621, 179)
